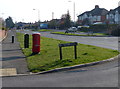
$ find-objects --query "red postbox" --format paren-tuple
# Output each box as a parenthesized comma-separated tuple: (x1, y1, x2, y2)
(32, 33, 40, 54)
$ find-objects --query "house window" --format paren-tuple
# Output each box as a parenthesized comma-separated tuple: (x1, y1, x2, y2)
(97, 16, 101, 21)
(79, 16, 82, 20)
(93, 16, 97, 21)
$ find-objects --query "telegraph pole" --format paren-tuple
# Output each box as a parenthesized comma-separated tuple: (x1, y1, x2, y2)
(52, 12, 54, 20)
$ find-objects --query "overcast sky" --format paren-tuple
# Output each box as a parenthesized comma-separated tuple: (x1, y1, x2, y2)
(0, 0, 120, 23)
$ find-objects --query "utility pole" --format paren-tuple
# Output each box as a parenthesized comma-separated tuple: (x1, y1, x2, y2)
(68, 1, 76, 23)
(73, 2, 75, 23)
(52, 12, 54, 20)
(33, 9, 40, 29)
(33, 9, 40, 22)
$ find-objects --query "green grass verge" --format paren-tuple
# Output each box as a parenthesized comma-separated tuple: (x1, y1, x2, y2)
(31, 29, 52, 32)
(17, 33, 119, 73)
(93, 33, 108, 36)
(38, 29, 52, 32)
(51, 32, 107, 36)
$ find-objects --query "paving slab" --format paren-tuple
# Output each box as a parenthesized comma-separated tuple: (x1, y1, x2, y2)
(0, 68, 17, 77)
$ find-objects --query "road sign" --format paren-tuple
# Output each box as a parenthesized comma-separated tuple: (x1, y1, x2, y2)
(58, 42, 78, 60)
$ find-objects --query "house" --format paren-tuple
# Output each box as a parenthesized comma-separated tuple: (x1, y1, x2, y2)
(106, 6, 120, 24)
(77, 5, 108, 25)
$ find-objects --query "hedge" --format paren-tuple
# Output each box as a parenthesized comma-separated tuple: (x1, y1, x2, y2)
(111, 25, 120, 36)
(78, 24, 118, 33)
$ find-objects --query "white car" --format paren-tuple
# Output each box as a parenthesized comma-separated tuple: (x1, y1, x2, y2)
(77, 25, 89, 29)
(77, 26, 82, 29)
(68, 27, 77, 32)
(93, 22, 103, 25)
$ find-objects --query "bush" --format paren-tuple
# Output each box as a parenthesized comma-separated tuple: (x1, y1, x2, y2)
(111, 25, 120, 36)
(78, 24, 118, 33)
(90, 24, 107, 32)
(2, 27, 7, 30)
(78, 24, 107, 32)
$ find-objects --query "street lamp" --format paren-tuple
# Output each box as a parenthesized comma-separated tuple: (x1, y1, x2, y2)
(33, 9, 40, 22)
(68, 1, 76, 23)
(33, 9, 40, 29)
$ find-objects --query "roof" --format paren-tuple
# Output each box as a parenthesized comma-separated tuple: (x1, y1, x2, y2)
(78, 11, 90, 16)
(107, 6, 120, 15)
(78, 5, 108, 17)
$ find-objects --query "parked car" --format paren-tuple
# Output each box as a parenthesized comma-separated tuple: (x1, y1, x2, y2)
(82, 25, 90, 28)
(65, 27, 77, 33)
(68, 27, 77, 32)
(77, 26, 82, 29)
(93, 22, 103, 25)
(77, 25, 89, 30)
(77, 25, 89, 29)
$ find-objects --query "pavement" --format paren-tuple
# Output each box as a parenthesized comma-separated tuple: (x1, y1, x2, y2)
(1, 30, 29, 76)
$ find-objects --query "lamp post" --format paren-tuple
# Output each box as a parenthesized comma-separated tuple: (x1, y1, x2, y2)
(33, 9, 40, 29)
(68, 1, 75, 23)
(33, 9, 40, 22)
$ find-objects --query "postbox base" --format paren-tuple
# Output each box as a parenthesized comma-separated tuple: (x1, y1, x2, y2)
(31, 52, 40, 55)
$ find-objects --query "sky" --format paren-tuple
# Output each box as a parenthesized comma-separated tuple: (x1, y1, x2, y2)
(0, 0, 120, 23)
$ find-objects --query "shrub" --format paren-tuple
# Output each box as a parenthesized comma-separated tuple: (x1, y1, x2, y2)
(2, 27, 7, 30)
(111, 25, 120, 36)
(79, 24, 118, 33)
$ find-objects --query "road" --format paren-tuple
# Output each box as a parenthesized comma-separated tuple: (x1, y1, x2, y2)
(18, 30, 119, 50)
(2, 30, 119, 87)
(2, 56, 119, 87)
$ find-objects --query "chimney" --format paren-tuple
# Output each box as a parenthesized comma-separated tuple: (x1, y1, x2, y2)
(95, 5, 99, 9)
(110, 9, 113, 11)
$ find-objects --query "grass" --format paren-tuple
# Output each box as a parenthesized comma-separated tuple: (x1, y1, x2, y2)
(17, 33, 119, 73)
(92, 33, 107, 36)
(31, 29, 52, 32)
(51, 32, 107, 36)
(38, 29, 52, 32)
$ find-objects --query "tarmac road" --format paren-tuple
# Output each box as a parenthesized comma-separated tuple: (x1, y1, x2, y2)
(2, 56, 119, 87)
(18, 30, 119, 51)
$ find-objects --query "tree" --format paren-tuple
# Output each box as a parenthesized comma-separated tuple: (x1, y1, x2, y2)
(48, 19, 56, 29)
(64, 11, 71, 28)
(59, 11, 71, 29)
(0, 18, 5, 30)
(5, 16, 14, 29)
(111, 25, 120, 36)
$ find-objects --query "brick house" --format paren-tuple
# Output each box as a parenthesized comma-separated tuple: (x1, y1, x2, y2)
(77, 5, 108, 25)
